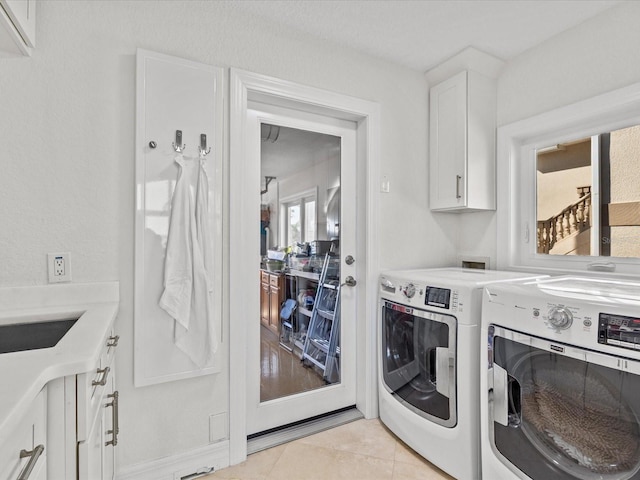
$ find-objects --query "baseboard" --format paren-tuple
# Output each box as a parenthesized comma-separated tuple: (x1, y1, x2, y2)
(117, 441, 229, 480)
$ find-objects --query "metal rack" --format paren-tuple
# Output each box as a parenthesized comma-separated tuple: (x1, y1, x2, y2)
(280, 269, 320, 356)
(302, 253, 341, 383)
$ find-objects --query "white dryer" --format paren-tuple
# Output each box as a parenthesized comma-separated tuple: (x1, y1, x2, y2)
(481, 275, 640, 480)
(378, 268, 546, 480)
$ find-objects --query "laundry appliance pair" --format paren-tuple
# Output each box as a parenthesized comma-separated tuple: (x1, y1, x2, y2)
(378, 267, 545, 480)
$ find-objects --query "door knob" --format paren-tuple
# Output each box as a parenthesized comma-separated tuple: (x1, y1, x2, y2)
(345, 255, 355, 265)
(342, 276, 357, 287)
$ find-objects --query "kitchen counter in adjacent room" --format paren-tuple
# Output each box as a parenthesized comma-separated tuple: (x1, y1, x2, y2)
(0, 282, 119, 447)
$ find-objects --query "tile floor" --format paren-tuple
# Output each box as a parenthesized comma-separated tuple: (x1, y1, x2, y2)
(206, 418, 455, 480)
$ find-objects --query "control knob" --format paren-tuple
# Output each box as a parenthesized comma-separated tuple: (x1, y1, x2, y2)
(403, 283, 416, 299)
(547, 306, 573, 330)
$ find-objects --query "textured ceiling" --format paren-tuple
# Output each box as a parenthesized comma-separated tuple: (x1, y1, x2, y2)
(233, 0, 621, 72)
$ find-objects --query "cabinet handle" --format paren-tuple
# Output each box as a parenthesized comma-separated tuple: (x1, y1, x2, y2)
(106, 335, 120, 348)
(106, 391, 119, 447)
(92, 366, 111, 386)
(456, 175, 462, 199)
(18, 444, 45, 480)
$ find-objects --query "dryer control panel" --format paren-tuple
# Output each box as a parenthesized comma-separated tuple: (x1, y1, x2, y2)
(379, 275, 462, 313)
(425, 286, 452, 309)
(598, 313, 640, 351)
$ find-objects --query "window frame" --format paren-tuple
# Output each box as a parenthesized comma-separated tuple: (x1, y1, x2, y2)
(497, 81, 640, 275)
(279, 187, 318, 247)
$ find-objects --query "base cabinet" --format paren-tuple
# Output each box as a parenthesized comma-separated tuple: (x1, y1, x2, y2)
(47, 327, 119, 480)
(260, 271, 284, 335)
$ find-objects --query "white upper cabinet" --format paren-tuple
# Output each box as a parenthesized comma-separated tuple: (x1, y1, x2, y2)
(429, 69, 497, 211)
(0, 0, 36, 57)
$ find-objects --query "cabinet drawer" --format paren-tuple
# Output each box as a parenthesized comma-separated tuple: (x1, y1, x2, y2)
(261, 271, 269, 285)
(269, 274, 281, 287)
(0, 388, 46, 480)
(103, 325, 119, 372)
(77, 329, 119, 442)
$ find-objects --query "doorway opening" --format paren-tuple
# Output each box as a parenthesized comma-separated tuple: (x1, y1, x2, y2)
(245, 103, 357, 439)
(229, 68, 381, 466)
(259, 123, 342, 402)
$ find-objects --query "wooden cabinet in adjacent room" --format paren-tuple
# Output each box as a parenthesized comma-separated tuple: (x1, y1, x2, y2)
(260, 271, 284, 335)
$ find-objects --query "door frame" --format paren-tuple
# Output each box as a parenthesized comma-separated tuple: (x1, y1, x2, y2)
(229, 68, 381, 465)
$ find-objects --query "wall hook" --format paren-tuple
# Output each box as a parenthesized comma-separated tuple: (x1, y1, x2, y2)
(199, 133, 211, 156)
(172, 130, 186, 153)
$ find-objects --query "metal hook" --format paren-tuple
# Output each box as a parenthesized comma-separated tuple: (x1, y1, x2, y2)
(199, 133, 211, 156)
(172, 130, 186, 153)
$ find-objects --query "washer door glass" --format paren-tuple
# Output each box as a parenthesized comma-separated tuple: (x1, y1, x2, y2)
(491, 331, 640, 480)
(381, 301, 457, 427)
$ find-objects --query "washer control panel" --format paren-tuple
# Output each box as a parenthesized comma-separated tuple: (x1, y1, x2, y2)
(484, 279, 640, 358)
(598, 313, 640, 351)
(547, 306, 574, 331)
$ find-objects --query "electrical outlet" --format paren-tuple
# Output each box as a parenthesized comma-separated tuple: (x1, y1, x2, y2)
(48, 252, 71, 283)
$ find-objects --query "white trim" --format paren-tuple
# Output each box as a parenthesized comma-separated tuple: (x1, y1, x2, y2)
(116, 441, 229, 480)
(229, 68, 381, 465)
(590, 134, 601, 255)
(497, 81, 640, 276)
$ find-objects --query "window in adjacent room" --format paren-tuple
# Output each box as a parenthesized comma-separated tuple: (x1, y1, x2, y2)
(281, 190, 317, 247)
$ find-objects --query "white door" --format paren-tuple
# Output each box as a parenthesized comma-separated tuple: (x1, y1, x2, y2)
(246, 103, 358, 435)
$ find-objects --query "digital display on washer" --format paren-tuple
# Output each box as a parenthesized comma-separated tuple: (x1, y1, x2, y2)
(598, 313, 640, 351)
(425, 286, 451, 309)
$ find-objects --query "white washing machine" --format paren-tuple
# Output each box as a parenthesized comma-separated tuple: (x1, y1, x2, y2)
(378, 268, 546, 480)
(481, 275, 640, 480)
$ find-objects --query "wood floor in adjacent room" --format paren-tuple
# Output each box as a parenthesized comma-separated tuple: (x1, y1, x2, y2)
(260, 325, 326, 402)
(206, 418, 455, 480)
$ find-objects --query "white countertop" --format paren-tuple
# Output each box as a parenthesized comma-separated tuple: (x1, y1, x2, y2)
(0, 282, 119, 446)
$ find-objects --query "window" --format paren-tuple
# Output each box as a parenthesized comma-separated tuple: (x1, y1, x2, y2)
(280, 189, 317, 247)
(497, 82, 640, 274)
(536, 126, 640, 258)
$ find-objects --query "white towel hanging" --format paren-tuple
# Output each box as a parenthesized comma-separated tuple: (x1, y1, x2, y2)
(159, 153, 218, 368)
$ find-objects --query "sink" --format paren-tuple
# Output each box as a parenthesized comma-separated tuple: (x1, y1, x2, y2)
(0, 318, 78, 354)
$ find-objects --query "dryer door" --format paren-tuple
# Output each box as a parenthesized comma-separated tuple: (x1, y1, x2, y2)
(381, 300, 457, 428)
(489, 325, 640, 480)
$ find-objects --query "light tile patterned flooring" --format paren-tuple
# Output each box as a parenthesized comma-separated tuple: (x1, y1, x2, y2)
(206, 418, 455, 480)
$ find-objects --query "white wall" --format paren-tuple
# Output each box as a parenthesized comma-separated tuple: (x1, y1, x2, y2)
(0, 0, 457, 471)
(459, 1, 640, 265)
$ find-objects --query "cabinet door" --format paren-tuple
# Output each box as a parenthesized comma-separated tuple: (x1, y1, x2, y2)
(102, 374, 116, 480)
(260, 281, 270, 327)
(429, 70, 467, 210)
(0, 388, 46, 480)
(268, 284, 281, 334)
(78, 412, 103, 480)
